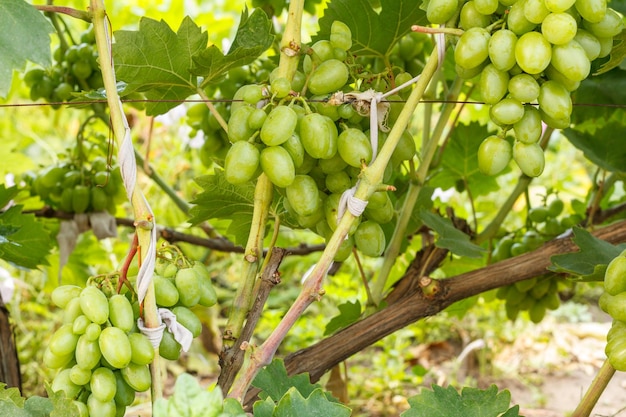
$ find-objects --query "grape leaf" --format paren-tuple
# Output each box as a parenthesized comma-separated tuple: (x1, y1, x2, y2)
(571, 69, 626, 123)
(191, 8, 274, 83)
(0, 402, 30, 417)
(549, 227, 626, 281)
(154, 374, 226, 417)
(419, 210, 486, 258)
(0, 185, 19, 209)
(594, 30, 626, 75)
(273, 387, 352, 417)
(316, 0, 427, 57)
(0, 205, 51, 269)
(0, 383, 24, 407)
(563, 121, 626, 173)
(401, 384, 520, 417)
(429, 122, 501, 197)
(46, 385, 80, 417)
(252, 396, 276, 417)
(252, 358, 330, 403)
(324, 299, 362, 335)
(24, 396, 52, 417)
(0, 0, 54, 98)
(188, 173, 256, 246)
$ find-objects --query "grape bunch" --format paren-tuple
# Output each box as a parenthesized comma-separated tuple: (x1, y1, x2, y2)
(46, 283, 154, 417)
(194, 21, 418, 259)
(24, 27, 103, 105)
(496, 275, 562, 322)
(599, 251, 626, 370)
(27, 155, 124, 215)
(428, 0, 625, 177)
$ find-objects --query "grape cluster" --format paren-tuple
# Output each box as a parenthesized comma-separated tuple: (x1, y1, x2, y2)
(599, 251, 626, 370)
(46, 283, 153, 417)
(27, 155, 123, 215)
(24, 27, 102, 105)
(431, 0, 625, 177)
(496, 275, 561, 322)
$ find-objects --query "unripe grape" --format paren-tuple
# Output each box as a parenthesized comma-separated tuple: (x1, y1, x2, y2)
(354, 220, 386, 257)
(584, 8, 623, 39)
(474, 0, 499, 15)
(550, 40, 591, 82)
(455, 28, 491, 69)
(515, 32, 552, 74)
(514, 106, 543, 144)
(575, 0, 607, 23)
(524, 0, 551, 24)
(490, 98, 525, 126)
(544, 65, 581, 91)
(574, 29, 602, 60)
(460, 1, 491, 29)
(480, 64, 510, 104)
(508, 0, 538, 35)
(508, 73, 540, 103)
(513, 141, 545, 177)
(542, 13, 578, 44)
(544, 0, 575, 13)
(224, 141, 260, 185)
(538, 80, 572, 121)
(427, 0, 459, 24)
(330, 21, 353, 51)
(488, 29, 518, 71)
(477, 135, 512, 175)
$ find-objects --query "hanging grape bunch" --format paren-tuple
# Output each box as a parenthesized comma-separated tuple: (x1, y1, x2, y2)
(24, 27, 103, 105)
(426, 0, 624, 177)
(193, 21, 421, 261)
(599, 251, 626, 370)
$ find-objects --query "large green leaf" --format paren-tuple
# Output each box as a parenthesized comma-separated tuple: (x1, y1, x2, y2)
(324, 299, 362, 335)
(0, 0, 53, 98)
(273, 388, 351, 417)
(188, 173, 256, 246)
(571, 69, 626, 123)
(0, 204, 52, 269)
(419, 210, 486, 258)
(401, 385, 520, 417)
(252, 359, 327, 402)
(549, 227, 626, 281)
(316, 0, 426, 58)
(563, 121, 626, 173)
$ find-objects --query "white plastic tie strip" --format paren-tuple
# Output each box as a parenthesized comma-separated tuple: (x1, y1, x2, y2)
(137, 308, 193, 351)
(337, 185, 368, 224)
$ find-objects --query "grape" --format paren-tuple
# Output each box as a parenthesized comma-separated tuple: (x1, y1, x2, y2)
(261, 146, 296, 188)
(490, 98, 525, 126)
(606, 293, 626, 322)
(597, 35, 614, 58)
(547, 198, 564, 217)
(270, 77, 291, 98)
(513, 106, 542, 144)
(319, 152, 348, 174)
(550, 40, 591, 82)
(544, 65, 580, 91)
(427, 0, 459, 24)
(542, 13, 578, 44)
(513, 141, 545, 177)
(488, 29, 518, 71)
(52, 285, 83, 309)
(391, 130, 417, 163)
(575, 0, 607, 23)
(172, 306, 203, 338)
(159, 330, 182, 361)
(544, 0, 575, 12)
(175, 267, 201, 307)
(224, 141, 260, 185)
(454, 28, 490, 69)
(479, 64, 509, 104)
(227, 106, 256, 142)
(538, 80, 572, 121)
(51, 369, 81, 398)
(354, 221, 386, 257)
(330, 21, 352, 51)
(508, 74, 540, 103)
(574, 29, 602, 60)
(76, 334, 102, 369)
(584, 8, 624, 38)
(87, 394, 116, 417)
(460, 1, 491, 29)
(304, 40, 336, 74)
(308, 59, 349, 95)
(529, 206, 550, 222)
(247, 108, 267, 130)
(474, 0, 499, 15)
(69, 365, 92, 386)
(99, 327, 132, 369)
(300, 113, 338, 159)
(121, 363, 151, 392)
(50, 324, 80, 356)
(524, 0, 551, 24)
(286, 175, 321, 216)
(154, 276, 179, 307)
(337, 128, 373, 168)
(64, 298, 83, 324)
(282, 133, 306, 169)
(363, 198, 394, 224)
(260, 106, 298, 146)
(108, 294, 134, 333)
(73, 315, 91, 335)
(72, 185, 90, 213)
(80, 286, 109, 325)
(91, 367, 117, 402)
(127, 333, 154, 366)
(604, 255, 626, 296)
(515, 32, 552, 74)
(326, 171, 352, 193)
(114, 371, 136, 407)
(477, 135, 512, 175)
(508, 0, 538, 35)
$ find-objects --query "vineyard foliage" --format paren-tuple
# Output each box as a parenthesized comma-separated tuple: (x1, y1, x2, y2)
(1, 0, 626, 415)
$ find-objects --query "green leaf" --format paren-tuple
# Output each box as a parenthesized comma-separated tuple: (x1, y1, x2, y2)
(563, 121, 626, 172)
(0, 402, 30, 417)
(46, 384, 81, 417)
(113, 16, 208, 116)
(549, 227, 626, 280)
(594, 30, 626, 75)
(191, 8, 274, 83)
(189, 173, 256, 246)
(324, 299, 362, 335)
(316, 0, 427, 57)
(0, 383, 25, 407)
(419, 210, 486, 258)
(0, 205, 52, 269)
(170, 374, 224, 417)
(429, 122, 501, 197)
(24, 396, 53, 417)
(572, 69, 626, 123)
(252, 359, 327, 403)
(221, 398, 247, 416)
(273, 388, 351, 417)
(252, 396, 276, 417)
(0, 185, 19, 209)
(401, 384, 520, 417)
(0, 0, 54, 98)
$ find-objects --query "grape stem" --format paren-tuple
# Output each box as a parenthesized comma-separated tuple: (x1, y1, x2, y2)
(90, 0, 163, 401)
(34, 5, 92, 22)
(571, 359, 616, 417)
(411, 24, 464, 37)
(197, 87, 229, 133)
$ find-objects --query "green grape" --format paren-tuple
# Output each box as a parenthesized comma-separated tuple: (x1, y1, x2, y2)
(87, 394, 116, 417)
(50, 324, 79, 357)
(154, 276, 179, 307)
(80, 286, 109, 325)
(127, 333, 154, 366)
(71, 59, 93, 80)
(538, 80, 572, 121)
(224, 141, 260, 185)
(490, 97, 525, 126)
(550, 40, 591, 82)
(455, 62, 488, 79)
(172, 306, 202, 338)
(597, 35, 614, 58)
(90, 367, 117, 402)
(300, 113, 338, 159)
(354, 221, 386, 257)
(522, 230, 544, 249)
(544, 65, 580, 91)
(85, 322, 101, 342)
(606, 293, 626, 322)
(398, 32, 425, 61)
(52, 368, 81, 399)
(308, 59, 349, 95)
(460, 1, 491, 29)
(530, 277, 552, 298)
(391, 130, 417, 163)
(319, 151, 349, 174)
(477, 135, 512, 175)
(247, 108, 267, 130)
(337, 128, 373, 168)
(515, 277, 537, 292)
(542, 12, 578, 45)
(529, 300, 547, 323)
(427, 0, 459, 24)
(241, 84, 264, 105)
(492, 235, 515, 262)
(474, 0, 499, 15)
(575, 0, 607, 23)
(260, 105, 298, 146)
(513, 106, 542, 144)
(488, 29, 518, 71)
(64, 298, 83, 324)
(515, 32, 552, 74)
(454, 28, 490, 69)
(508, 73, 540, 103)
(175, 267, 201, 307)
(90, 187, 109, 212)
(282, 133, 305, 169)
(108, 295, 134, 333)
(524, 0, 551, 24)
(114, 371, 136, 407)
(574, 29, 601, 60)
(304, 40, 336, 74)
(508, 0, 538, 35)
(159, 330, 181, 361)
(24, 68, 45, 87)
(363, 198, 394, 224)
(547, 198, 564, 217)
(261, 146, 296, 188)
(513, 141, 545, 177)
(604, 255, 626, 296)
(227, 106, 256, 142)
(44, 347, 73, 369)
(332, 235, 355, 262)
(270, 77, 291, 98)
(99, 327, 132, 369)
(544, 0, 575, 12)
(286, 175, 321, 216)
(330, 21, 353, 51)
(540, 108, 571, 129)
(584, 8, 624, 38)
(52, 285, 83, 309)
(479, 64, 510, 104)
(325, 170, 352, 193)
(121, 363, 151, 392)
(73, 315, 91, 335)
